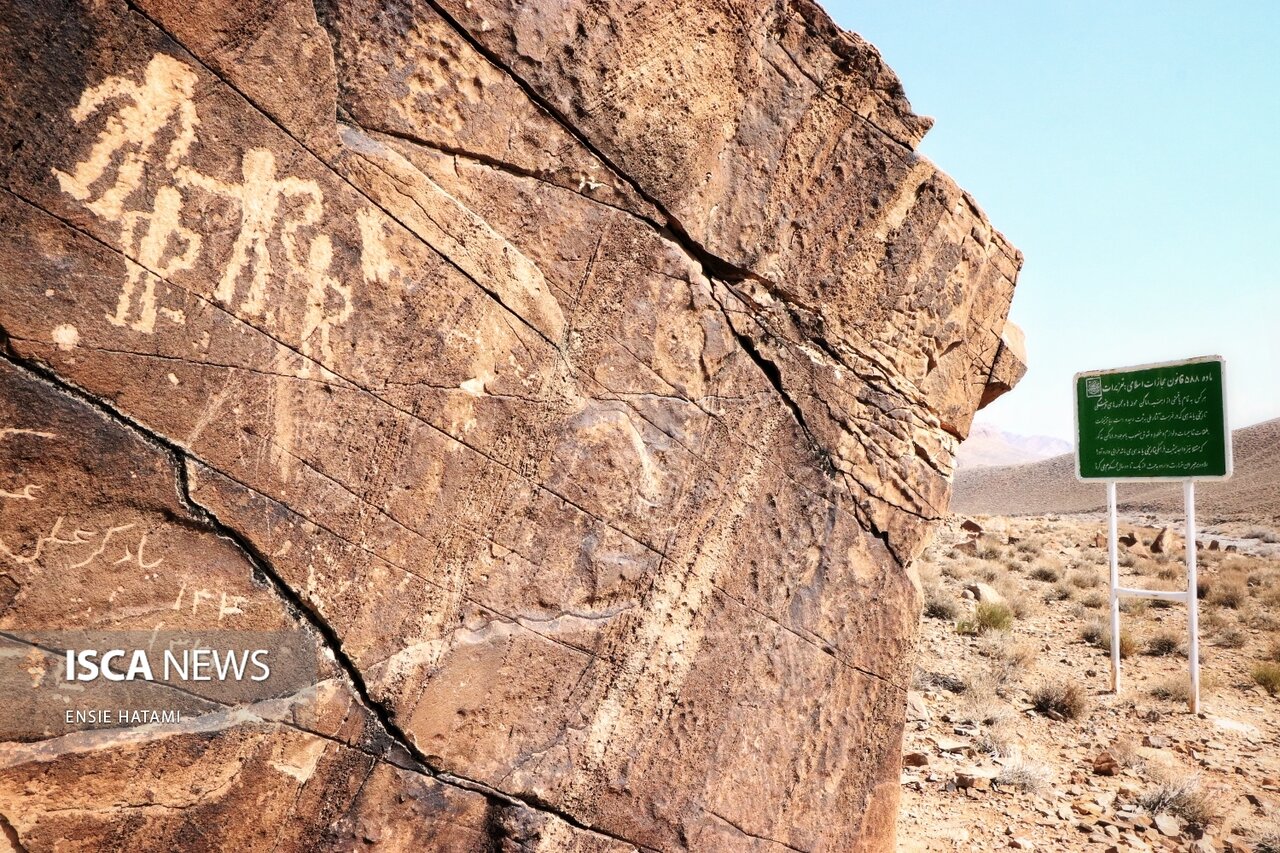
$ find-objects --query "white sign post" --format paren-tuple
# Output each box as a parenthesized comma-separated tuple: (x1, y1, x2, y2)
(1075, 356, 1231, 714)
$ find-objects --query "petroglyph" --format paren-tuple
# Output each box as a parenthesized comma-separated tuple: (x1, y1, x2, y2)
(50, 324, 80, 350)
(176, 149, 324, 320)
(113, 186, 196, 331)
(51, 54, 199, 222)
(52, 54, 356, 357)
(0, 485, 41, 501)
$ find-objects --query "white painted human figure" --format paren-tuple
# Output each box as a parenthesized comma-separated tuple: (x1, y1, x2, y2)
(298, 234, 353, 376)
(52, 54, 199, 221)
(177, 148, 324, 318)
(111, 185, 198, 331)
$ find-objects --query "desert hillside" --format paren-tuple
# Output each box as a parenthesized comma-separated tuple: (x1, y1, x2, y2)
(954, 419, 1280, 520)
(899, 515, 1280, 852)
(957, 423, 1072, 469)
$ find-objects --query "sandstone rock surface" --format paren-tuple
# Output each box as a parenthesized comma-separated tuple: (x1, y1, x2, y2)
(0, 0, 1021, 849)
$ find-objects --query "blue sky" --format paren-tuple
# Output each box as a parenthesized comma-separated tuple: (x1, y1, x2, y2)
(823, 1, 1280, 441)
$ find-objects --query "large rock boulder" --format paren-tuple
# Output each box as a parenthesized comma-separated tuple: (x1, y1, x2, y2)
(0, 0, 1022, 849)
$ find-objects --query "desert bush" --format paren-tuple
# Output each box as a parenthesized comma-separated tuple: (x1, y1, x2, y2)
(1210, 580, 1247, 609)
(1120, 597, 1148, 616)
(1029, 561, 1060, 583)
(1044, 582, 1073, 603)
(1030, 682, 1087, 720)
(1081, 591, 1107, 609)
(974, 539, 1004, 561)
(1255, 831, 1280, 853)
(923, 584, 960, 620)
(1138, 775, 1213, 827)
(1253, 662, 1280, 697)
(1069, 570, 1102, 589)
(1083, 622, 1136, 658)
(1243, 527, 1280, 543)
(1214, 625, 1247, 649)
(1156, 562, 1182, 581)
(913, 669, 966, 693)
(1014, 535, 1046, 555)
(1268, 639, 1280, 663)
(996, 754, 1050, 793)
(1146, 632, 1183, 657)
(957, 601, 1015, 635)
(1119, 551, 1140, 568)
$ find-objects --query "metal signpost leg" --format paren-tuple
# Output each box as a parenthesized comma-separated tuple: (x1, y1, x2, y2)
(1108, 481, 1120, 693)
(1185, 480, 1200, 714)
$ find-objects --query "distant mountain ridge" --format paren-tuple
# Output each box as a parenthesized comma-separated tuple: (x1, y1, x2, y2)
(956, 423, 1071, 470)
(953, 417, 1280, 519)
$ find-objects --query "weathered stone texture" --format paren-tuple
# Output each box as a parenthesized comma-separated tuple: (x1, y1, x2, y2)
(0, 0, 1022, 849)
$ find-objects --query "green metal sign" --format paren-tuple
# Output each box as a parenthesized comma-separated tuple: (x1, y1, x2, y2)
(1074, 356, 1231, 481)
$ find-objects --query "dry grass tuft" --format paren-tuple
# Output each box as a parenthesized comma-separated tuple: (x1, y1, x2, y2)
(1030, 682, 1087, 720)
(1253, 662, 1280, 697)
(1029, 561, 1060, 583)
(923, 583, 960, 620)
(995, 754, 1051, 793)
(1214, 625, 1247, 648)
(1068, 570, 1102, 589)
(957, 601, 1015, 636)
(1080, 590, 1107, 609)
(1138, 775, 1213, 828)
(1145, 632, 1184, 657)
(1044, 582, 1073, 603)
(1210, 579, 1247, 609)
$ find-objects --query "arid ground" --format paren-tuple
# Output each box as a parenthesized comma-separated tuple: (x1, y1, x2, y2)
(897, 514, 1280, 852)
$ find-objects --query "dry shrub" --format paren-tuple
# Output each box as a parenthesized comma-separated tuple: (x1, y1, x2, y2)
(1210, 579, 1247, 609)
(1119, 551, 1140, 568)
(1029, 560, 1060, 583)
(1069, 570, 1102, 589)
(1138, 775, 1213, 828)
(1254, 662, 1280, 697)
(1030, 682, 1087, 720)
(1045, 582, 1073, 603)
(1214, 625, 1247, 649)
(1267, 639, 1280, 663)
(1120, 597, 1148, 616)
(1256, 831, 1280, 853)
(1145, 632, 1184, 657)
(957, 601, 1015, 635)
(1156, 562, 1182, 581)
(974, 538, 1004, 561)
(1013, 536, 1042, 555)
(923, 583, 960, 620)
(1083, 621, 1136, 658)
(996, 754, 1051, 793)
(1081, 590, 1107, 609)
